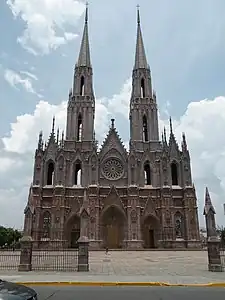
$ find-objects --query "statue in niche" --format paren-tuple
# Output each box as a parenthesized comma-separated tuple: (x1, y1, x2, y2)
(175, 215, 182, 238)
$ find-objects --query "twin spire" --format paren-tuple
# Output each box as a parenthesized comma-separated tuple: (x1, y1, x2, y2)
(134, 5, 149, 70)
(76, 4, 149, 71)
(76, 3, 91, 68)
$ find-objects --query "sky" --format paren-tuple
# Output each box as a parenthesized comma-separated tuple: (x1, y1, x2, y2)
(1, 0, 225, 229)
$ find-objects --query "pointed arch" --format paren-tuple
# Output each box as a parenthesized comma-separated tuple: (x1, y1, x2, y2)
(64, 213, 80, 248)
(101, 205, 126, 249)
(46, 160, 54, 185)
(142, 114, 148, 142)
(144, 161, 151, 185)
(77, 114, 82, 141)
(142, 214, 160, 248)
(80, 76, 85, 96)
(73, 159, 82, 186)
(171, 161, 178, 185)
(141, 78, 145, 98)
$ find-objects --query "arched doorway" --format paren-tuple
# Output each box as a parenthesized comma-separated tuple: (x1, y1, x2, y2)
(65, 215, 80, 248)
(101, 206, 125, 249)
(142, 215, 160, 248)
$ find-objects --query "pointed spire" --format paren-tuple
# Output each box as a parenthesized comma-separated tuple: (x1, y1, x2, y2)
(56, 128, 59, 144)
(51, 116, 55, 134)
(169, 116, 173, 133)
(134, 5, 148, 70)
(203, 187, 216, 215)
(182, 132, 187, 151)
(164, 126, 167, 143)
(111, 118, 115, 129)
(77, 2, 91, 67)
(38, 130, 43, 150)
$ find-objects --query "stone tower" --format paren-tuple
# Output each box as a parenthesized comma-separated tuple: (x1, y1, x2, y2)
(23, 6, 201, 250)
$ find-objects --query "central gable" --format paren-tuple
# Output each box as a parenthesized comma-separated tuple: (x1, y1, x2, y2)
(99, 127, 127, 160)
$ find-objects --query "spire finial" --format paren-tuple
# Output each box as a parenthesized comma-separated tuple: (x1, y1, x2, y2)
(137, 4, 140, 25)
(182, 132, 187, 151)
(169, 116, 173, 133)
(52, 116, 55, 134)
(57, 128, 59, 144)
(164, 126, 167, 142)
(85, 2, 88, 24)
(111, 118, 115, 129)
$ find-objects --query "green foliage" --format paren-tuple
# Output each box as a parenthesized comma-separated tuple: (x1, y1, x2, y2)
(0, 226, 22, 247)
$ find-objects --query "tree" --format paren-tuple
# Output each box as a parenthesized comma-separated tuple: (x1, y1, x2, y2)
(0, 226, 22, 248)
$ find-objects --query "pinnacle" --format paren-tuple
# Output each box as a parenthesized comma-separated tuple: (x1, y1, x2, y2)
(76, 4, 91, 67)
(134, 6, 148, 70)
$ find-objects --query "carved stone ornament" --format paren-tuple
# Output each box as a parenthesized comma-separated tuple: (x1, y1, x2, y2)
(102, 158, 124, 180)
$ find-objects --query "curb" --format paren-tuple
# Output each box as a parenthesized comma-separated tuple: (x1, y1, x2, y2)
(15, 281, 225, 287)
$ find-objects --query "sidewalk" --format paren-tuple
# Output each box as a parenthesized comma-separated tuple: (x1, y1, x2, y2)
(1, 272, 225, 286)
(1, 251, 225, 286)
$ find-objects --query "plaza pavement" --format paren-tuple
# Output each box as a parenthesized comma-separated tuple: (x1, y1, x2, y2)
(1, 251, 225, 285)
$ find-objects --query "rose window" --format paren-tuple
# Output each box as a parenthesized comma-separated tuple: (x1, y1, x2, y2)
(102, 158, 124, 180)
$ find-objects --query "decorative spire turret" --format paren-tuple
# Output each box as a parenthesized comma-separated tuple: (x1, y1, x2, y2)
(203, 187, 217, 238)
(56, 128, 59, 144)
(181, 132, 187, 152)
(203, 187, 216, 215)
(51, 116, 55, 135)
(38, 131, 43, 150)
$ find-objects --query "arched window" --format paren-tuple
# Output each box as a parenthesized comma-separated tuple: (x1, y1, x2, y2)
(171, 162, 178, 185)
(43, 211, 51, 238)
(144, 162, 151, 185)
(47, 162, 54, 185)
(141, 78, 145, 98)
(77, 114, 82, 141)
(74, 161, 82, 186)
(80, 76, 85, 96)
(143, 115, 148, 142)
(174, 212, 184, 238)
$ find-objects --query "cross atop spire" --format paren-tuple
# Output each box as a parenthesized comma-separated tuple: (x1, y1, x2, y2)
(85, 2, 88, 24)
(134, 5, 148, 70)
(76, 2, 91, 67)
(137, 4, 140, 24)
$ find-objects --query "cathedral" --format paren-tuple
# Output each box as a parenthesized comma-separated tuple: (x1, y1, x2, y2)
(23, 6, 201, 249)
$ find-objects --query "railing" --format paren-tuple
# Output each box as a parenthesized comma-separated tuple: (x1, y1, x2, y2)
(0, 246, 21, 270)
(31, 241, 78, 271)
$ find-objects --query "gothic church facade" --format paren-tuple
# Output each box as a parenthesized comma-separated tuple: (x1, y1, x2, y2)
(23, 7, 201, 249)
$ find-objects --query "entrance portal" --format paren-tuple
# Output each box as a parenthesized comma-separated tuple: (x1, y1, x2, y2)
(102, 206, 125, 249)
(142, 215, 159, 248)
(65, 215, 80, 248)
(70, 229, 80, 248)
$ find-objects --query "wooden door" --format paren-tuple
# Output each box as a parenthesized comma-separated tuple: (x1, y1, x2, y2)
(148, 229, 155, 248)
(107, 224, 119, 248)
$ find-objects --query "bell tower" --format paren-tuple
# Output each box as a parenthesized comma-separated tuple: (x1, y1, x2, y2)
(129, 6, 160, 152)
(66, 4, 95, 145)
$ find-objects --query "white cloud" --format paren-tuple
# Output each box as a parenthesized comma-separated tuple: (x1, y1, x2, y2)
(1, 80, 225, 227)
(4, 69, 41, 97)
(20, 71, 38, 81)
(0, 157, 22, 173)
(7, 0, 86, 55)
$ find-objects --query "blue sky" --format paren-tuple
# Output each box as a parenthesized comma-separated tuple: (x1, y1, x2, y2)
(1, 0, 225, 228)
